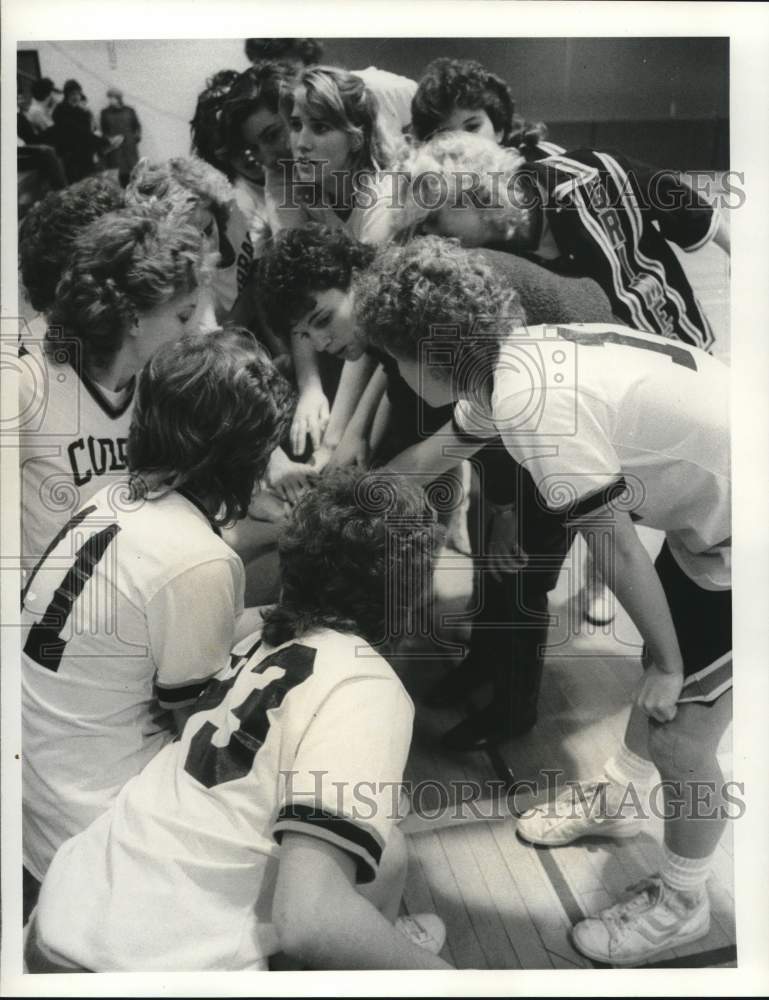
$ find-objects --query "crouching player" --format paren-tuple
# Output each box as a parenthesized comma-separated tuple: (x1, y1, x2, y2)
(26, 469, 451, 971)
(355, 237, 731, 966)
(22, 328, 292, 890)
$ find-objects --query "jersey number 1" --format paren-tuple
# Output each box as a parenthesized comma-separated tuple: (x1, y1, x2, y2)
(23, 505, 121, 673)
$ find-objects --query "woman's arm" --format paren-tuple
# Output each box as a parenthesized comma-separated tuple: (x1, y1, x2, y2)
(322, 353, 378, 449)
(382, 420, 484, 486)
(273, 833, 451, 970)
(577, 509, 684, 721)
(290, 334, 329, 456)
(328, 364, 388, 468)
(369, 392, 392, 458)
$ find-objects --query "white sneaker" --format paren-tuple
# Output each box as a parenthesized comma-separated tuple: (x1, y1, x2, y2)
(395, 913, 447, 955)
(571, 877, 710, 966)
(516, 780, 643, 846)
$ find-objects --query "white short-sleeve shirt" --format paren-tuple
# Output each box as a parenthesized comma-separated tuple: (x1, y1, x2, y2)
(35, 627, 413, 971)
(22, 484, 244, 879)
(454, 322, 730, 589)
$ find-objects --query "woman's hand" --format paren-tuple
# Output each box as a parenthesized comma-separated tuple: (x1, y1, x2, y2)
(247, 489, 291, 524)
(291, 386, 330, 457)
(308, 443, 332, 474)
(487, 508, 528, 581)
(326, 433, 370, 470)
(636, 664, 684, 723)
(266, 455, 318, 506)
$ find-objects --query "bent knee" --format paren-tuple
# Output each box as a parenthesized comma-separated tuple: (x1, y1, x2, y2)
(648, 718, 714, 780)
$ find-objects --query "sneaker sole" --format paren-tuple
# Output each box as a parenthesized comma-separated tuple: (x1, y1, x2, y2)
(516, 819, 642, 847)
(571, 918, 710, 967)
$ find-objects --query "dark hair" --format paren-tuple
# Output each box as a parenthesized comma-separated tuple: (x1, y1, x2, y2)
(412, 58, 515, 143)
(31, 78, 56, 102)
(48, 206, 208, 368)
(411, 57, 548, 156)
(220, 61, 295, 166)
(19, 177, 125, 314)
(355, 235, 524, 395)
(244, 38, 324, 66)
(262, 467, 440, 646)
(190, 69, 241, 176)
(257, 223, 376, 335)
(128, 326, 294, 526)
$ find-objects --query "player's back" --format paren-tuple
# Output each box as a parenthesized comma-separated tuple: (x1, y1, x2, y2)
(21, 482, 239, 879)
(485, 322, 730, 587)
(34, 626, 414, 971)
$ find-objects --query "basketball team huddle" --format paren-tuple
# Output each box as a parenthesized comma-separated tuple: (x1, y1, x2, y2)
(17, 39, 731, 971)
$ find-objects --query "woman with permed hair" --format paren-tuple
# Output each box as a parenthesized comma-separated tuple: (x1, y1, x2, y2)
(19, 174, 125, 323)
(126, 155, 236, 317)
(22, 326, 293, 902)
(410, 57, 561, 161)
(19, 203, 214, 570)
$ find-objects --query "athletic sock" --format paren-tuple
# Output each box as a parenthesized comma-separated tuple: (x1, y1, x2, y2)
(661, 845, 712, 896)
(603, 741, 658, 789)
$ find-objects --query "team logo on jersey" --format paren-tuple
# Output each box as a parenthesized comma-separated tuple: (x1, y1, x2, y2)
(67, 435, 129, 486)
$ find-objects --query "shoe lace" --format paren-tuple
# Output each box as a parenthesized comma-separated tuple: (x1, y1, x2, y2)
(541, 780, 609, 822)
(601, 877, 663, 941)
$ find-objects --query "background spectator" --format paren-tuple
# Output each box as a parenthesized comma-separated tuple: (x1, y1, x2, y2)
(100, 86, 142, 186)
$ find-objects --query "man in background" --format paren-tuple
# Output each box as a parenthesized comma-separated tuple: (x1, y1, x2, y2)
(52, 78, 122, 183)
(100, 86, 142, 186)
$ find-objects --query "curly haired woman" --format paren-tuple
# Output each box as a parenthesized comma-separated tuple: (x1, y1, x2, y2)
(410, 57, 561, 160)
(27, 469, 451, 971)
(356, 235, 732, 964)
(19, 204, 214, 569)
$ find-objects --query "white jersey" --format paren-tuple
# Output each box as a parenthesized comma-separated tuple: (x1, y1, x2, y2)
(22, 484, 245, 880)
(35, 627, 414, 971)
(454, 323, 730, 589)
(212, 177, 308, 312)
(298, 172, 403, 245)
(18, 340, 134, 576)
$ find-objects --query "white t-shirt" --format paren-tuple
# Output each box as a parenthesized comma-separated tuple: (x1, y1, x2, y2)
(22, 484, 244, 880)
(35, 626, 414, 971)
(454, 322, 730, 589)
(18, 340, 135, 576)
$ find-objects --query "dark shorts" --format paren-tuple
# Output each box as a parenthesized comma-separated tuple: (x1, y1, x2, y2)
(655, 539, 732, 700)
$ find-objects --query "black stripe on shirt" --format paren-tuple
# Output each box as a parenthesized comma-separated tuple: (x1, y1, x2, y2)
(154, 677, 212, 708)
(557, 475, 629, 520)
(74, 363, 135, 419)
(273, 803, 383, 884)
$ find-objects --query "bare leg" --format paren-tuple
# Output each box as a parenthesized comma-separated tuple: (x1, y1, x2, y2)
(649, 692, 732, 858)
(357, 825, 407, 923)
